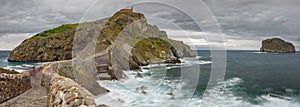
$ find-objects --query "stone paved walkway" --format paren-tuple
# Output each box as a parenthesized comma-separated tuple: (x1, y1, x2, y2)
(0, 69, 47, 107)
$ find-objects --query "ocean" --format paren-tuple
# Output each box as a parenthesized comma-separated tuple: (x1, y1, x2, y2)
(1, 50, 300, 106)
(95, 50, 300, 107)
(0, 51, 44, 71)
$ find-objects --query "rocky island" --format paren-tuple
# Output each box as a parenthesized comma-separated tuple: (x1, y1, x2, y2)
(260, 38, 296, 53)
(8, 9, 195, 79)
(8, 10, 195, 63)
(3, 9, 196, 106)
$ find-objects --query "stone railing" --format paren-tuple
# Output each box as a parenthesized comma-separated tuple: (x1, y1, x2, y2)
(46, 60, 75, 80)
(0, 72, 31, 103)
(40, 61, 110, 107)
(44, 60, 110, 96)
(42, 72, 98, 107)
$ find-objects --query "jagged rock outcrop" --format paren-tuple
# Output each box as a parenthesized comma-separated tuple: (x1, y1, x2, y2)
(260, 38, 296, 53)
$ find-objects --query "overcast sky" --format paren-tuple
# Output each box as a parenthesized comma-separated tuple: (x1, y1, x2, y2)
(1, 0, 299, 50)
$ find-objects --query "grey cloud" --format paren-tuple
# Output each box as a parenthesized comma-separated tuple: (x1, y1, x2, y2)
(0, 0, 94, 35)
(0, 0, 299, 50)
(203, 0, 300, 36)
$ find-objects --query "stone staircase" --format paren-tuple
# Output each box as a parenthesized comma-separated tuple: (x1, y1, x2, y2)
(95, 51, 112, 80)
(92, 45, 114, 80)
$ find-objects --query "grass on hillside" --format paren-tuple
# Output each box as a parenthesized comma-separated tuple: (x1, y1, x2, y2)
(34, 24, 78, 37)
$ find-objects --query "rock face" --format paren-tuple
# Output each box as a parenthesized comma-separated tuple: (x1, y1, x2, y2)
(8, 24, 76, 62)
(260, 38, 296, 53)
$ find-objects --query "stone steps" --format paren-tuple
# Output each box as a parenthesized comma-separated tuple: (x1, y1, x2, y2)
(98, 73, 112, 80)
(96, 58, 109, 73)
(97, 66, 109, 73)
(94, 52, 112, 80)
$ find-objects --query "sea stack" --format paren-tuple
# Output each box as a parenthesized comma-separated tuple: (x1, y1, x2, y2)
(260, 38, 296, 53)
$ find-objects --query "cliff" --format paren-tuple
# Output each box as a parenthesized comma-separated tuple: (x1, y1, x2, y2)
(260, 38, 296, 53)
(8, 24, 77, 62)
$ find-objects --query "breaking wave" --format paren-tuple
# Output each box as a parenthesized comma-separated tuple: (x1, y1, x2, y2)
(96, 76, 300, 107)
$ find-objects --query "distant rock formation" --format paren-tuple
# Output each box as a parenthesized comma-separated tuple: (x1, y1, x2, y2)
(260, 38, 296, 53)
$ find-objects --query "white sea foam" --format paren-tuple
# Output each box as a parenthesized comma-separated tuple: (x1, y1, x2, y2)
(139, 59, 210, 72)
(96, 76, 300, 107)
(2, 62, 45, 72)
(3, 66, 26, 72)
(198, 60, 212, 65)
(22, 64, 35, 67)
(95, 56, 215, 106)
(15, 65, 24, 68)
(2, 58, 7, 63)
(246, 52, 268, 54)
(141, 63, 169, 69)
(96, 68, 197, 106)
(182, 60, 212, 66)
(181, 56, 202, 60)
(95, 55, 298, 107)
(195, 77, 300, 107)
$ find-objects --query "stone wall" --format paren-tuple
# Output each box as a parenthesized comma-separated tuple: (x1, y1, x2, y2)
(47, 60, 75, 80)
(44, 60, 110, 96)
(44, 73, 98, 107)
(0, 72, 31, 103)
